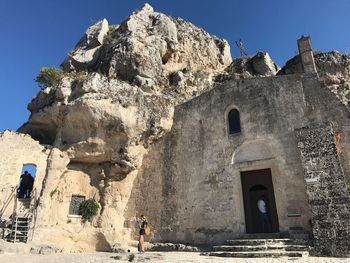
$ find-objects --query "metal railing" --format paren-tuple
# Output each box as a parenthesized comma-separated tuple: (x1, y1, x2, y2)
(0, 186, 17, 220)
(29, 188, 38, 241)
(1, 186, 38, 243)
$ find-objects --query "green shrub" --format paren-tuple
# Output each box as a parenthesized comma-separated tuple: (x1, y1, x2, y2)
(346, 181, 350, 194)
(79, 199, 99, 222)
(35, 67, 64, 89)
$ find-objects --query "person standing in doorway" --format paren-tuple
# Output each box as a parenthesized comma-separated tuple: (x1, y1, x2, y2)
(257, 195, 271, 233)
(27, 173, 34, 197)
(18, 171, 32, 198)
(137, 215, 148, 252)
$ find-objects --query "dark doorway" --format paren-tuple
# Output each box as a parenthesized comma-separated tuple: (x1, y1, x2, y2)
(17, 164, 36, 199)
(241, 168, 279, 233)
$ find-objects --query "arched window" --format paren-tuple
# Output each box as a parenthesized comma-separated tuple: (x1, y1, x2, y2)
(228, 109, 241, 134)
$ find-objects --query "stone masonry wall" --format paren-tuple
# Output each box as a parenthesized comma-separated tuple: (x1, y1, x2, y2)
(135, 74, 313, 245)
(0, 131, 49, 219)
(296, 124, 350, 257)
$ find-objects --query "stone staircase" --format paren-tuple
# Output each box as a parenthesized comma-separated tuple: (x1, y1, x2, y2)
(209, 233, 311, 258)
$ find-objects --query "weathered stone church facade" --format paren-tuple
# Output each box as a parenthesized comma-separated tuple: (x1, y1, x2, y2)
(0, 4, 349, 257)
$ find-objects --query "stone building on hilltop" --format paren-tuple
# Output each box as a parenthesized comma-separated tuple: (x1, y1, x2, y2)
(0, 4, 349, 257)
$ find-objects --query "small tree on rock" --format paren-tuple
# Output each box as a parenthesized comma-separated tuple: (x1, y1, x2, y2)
(35, 67, 64, 89)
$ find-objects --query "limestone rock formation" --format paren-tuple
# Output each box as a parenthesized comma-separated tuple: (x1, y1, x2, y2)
(12, 3, 350, 254)
(251, 52, 280, 76)
(216, 51, 280, 81)
(21, 3, 234, 160)
(62, 3, 231, 93)
(21, 71, 174, 171)
(61, 19, 109, 70)
(17, 3, 233, 251)
(279, 51, 350, 108)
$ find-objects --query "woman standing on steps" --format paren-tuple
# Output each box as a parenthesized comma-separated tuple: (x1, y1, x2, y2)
(137, 215, 148, 252)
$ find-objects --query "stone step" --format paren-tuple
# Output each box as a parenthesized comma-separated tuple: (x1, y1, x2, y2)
(209, 250, 309, 258)
(239, 233, 281, 239)
(17, 198, 32, 203)
(226, 238, 309, 246)
(6, 237, 28, 243)
(289, 233, 310, 240)
(213, 244, 310, 252)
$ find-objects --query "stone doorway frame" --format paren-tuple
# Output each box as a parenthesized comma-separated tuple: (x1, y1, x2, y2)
(240, 168, 279, 233)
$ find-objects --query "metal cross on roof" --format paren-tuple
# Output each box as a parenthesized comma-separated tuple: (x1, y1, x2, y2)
(235, 39, 247, 57)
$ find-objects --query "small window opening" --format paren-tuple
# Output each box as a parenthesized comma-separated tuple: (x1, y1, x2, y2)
(17, 164, 36, 199)
(69, 195, 85, 216)
(228, 109, 241, 134)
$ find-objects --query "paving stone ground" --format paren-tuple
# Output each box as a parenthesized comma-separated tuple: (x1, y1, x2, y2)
(0, 252, 349, 263)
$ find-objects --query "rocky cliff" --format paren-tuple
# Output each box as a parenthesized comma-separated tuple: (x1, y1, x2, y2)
(16, 3, 350, 252)
(61, 4, 231, 94)
(215, 51, 280, 81)
(17, 3, 235, 251)
(279, 51, 350, 108)
(20, 4, 235, 168)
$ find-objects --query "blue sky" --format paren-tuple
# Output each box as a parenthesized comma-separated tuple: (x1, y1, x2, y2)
(0, 0, 349, 131)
